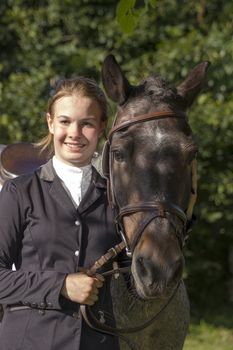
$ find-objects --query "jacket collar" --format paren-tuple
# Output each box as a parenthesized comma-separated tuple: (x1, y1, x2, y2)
(39, 159, 106, 187)
(38, 159, 107, 214)
(39, 159, 55, 181)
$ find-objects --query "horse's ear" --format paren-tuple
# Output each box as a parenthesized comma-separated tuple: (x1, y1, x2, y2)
(101, 54, 131, 104)
(177, 61, 210, 108)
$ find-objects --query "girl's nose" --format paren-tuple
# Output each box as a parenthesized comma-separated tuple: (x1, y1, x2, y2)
(69, 123, 82, 137)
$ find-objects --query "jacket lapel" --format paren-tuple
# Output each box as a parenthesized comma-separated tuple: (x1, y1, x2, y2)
(38, 160, 78, 215)
(78, 167, 107, 214)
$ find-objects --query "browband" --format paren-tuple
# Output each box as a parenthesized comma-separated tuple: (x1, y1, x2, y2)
(108, 110, 186, 140)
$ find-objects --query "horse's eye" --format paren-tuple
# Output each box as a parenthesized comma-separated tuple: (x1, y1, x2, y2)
(112, 150, 124, 162)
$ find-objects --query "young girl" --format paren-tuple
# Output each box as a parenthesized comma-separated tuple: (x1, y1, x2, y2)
(0, 77, 120, 350)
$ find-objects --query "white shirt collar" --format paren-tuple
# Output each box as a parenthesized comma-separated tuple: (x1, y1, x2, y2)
(52, 156, 92, 206)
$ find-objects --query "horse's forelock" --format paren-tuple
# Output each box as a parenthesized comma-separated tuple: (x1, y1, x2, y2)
(142, 75, 176, 97)
(119, 75, 183, 117)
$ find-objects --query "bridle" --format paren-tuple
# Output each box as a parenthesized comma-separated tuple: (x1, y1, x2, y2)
(80, 110, 197, 349)
(102, 110, 197, 257)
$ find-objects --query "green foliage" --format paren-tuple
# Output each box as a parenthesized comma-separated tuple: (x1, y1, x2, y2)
(184, 321, 233, 350)
(116, 0, 157, 35)
(116, 0, 137, 34)
(0, 0, 232, 325)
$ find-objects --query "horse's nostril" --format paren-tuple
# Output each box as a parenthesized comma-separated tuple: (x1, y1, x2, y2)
(135, 256, 161, 285)
(135, 255, 184, 290)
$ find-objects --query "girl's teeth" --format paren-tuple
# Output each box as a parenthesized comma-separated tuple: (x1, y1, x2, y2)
(66, 143, 84, 149)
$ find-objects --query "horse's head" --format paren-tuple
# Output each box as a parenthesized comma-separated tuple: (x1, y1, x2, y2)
(101, 55, 209, 299)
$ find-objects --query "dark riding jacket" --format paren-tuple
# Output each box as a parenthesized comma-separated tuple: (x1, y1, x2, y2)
(0, 160, 120, 350)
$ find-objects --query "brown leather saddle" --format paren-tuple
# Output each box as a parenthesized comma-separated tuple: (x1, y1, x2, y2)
(0, 142, 48, 185)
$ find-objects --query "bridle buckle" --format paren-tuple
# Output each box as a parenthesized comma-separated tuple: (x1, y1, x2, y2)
(118, 227, 132, 258)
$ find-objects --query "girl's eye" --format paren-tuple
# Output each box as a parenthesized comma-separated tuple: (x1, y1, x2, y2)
(82, 121, 94, 127)
(60, 120, 70, 125)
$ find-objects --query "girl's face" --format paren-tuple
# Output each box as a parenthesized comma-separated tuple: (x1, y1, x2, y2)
(47, 94, 105, 167)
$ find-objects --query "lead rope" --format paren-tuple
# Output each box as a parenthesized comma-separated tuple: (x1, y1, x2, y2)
(79, 241, 138, 350)
(84, 241, 126, 277)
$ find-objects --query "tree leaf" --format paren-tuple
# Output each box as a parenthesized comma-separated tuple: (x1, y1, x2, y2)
(116, 0, 137, 34)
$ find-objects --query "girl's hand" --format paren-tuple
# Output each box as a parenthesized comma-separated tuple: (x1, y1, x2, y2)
(61, 272, 104, 305)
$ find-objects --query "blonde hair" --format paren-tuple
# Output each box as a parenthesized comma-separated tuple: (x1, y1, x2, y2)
(37, 77, 108, 156)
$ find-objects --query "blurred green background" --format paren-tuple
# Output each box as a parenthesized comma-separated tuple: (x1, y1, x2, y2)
(0, 0, 232, 348)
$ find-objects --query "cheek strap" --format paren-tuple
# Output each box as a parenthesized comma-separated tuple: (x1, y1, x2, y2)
(186, 159, 197, 222)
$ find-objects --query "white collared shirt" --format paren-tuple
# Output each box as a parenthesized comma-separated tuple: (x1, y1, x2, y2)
(52, 156, 92, 206)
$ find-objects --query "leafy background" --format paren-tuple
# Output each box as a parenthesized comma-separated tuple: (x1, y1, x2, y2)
(0, 0, 232, 348)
